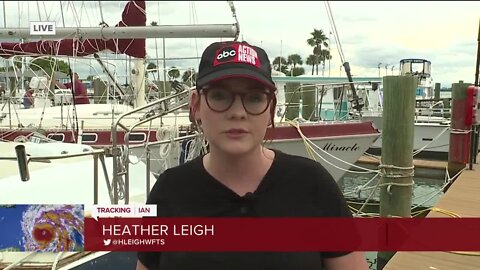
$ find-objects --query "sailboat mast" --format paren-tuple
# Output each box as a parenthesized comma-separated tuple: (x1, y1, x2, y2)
(2, 1, 6, 27)
(18, 1, 26, 93)
(132, 58, 147, 108)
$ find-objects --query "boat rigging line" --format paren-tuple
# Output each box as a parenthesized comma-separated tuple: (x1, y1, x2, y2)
(469, 18, 480, 168)
(59, 1, 79, 141)
(98, 1, 108, 27)
(475, 18, 479, 87)
(227, 1, 240, 41)
(324, 1, 364, 115)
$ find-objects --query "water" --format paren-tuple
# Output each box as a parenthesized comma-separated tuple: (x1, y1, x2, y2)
(72, 252, 137, 270)
(339, 171, 445, 270)
(440, 91, 451, 99)
(340, 171, 444, 210)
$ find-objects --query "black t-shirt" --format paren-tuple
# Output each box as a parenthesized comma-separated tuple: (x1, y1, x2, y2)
(138, 149, 352, 270)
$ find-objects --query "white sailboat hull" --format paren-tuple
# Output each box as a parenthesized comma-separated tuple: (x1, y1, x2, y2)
(265, 133, 380, 181)
(363, 114, 450, 155)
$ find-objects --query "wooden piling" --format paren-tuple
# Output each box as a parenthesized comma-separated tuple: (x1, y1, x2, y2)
(301, 84, 316, 120)
(447, 81, 471, 186)
(377, 76, 417, 270)
(443, 97, 451, 118)
(284, 82, 301, 120)
(434, 83, 441, 100)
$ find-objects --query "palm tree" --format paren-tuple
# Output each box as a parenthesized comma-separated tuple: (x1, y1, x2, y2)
(291, 67, 305, 77)
(287, 54, 303, 76)
(272, 56, 288, 74)
(167, 67, 180, 81)
(319, 49, 332, 76)
(307, 29, 329, 75)
(181, 68, 197, 86)
(306, 54, 316, 75)
(287, 54, 303, 69)
(146, 62, 157, 81)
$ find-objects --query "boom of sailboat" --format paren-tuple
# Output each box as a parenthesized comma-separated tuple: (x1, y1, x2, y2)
(0, 24, 239, 40)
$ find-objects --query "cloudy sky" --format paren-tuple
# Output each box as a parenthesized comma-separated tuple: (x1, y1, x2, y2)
(1, 1, 479, 87)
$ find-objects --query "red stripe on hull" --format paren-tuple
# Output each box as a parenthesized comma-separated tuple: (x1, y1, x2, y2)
(265, 121, 379, 140)
(0, 129, 159, 146)
(1, 121, 378, 146)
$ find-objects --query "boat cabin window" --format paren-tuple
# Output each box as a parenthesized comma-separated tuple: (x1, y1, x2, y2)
(82, 133, 98, 143)
(47, 134, 65, 142)
(128, 133, 146, 143)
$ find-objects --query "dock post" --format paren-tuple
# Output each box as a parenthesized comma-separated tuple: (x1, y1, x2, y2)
(301, 84, 316, 120)
(284, 82, 301, 120)
(443, 97, 451, 119)
(446, 81, 471, 190)
(434, 82, 441, 100)
(377, 76, 417, 270)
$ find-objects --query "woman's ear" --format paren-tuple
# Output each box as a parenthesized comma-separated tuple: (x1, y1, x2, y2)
(189, 91, 201, 122)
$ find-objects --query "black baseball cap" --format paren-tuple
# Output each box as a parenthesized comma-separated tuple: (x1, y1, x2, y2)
(196, 41, 276, 91)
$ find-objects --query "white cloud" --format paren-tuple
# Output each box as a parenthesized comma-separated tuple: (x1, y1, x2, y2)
(1, 1, 479, 87)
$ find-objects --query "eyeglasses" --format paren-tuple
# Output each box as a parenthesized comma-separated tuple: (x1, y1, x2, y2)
(201, 87, 273, 115)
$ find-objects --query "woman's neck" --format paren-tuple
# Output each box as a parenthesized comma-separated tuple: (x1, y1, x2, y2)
(203, 147, 275, 195)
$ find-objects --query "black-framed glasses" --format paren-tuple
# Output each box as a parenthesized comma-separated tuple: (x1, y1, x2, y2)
(201, 87, 273, 115)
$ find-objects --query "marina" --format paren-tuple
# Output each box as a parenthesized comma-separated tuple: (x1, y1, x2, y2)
(0, 1, 480, 270)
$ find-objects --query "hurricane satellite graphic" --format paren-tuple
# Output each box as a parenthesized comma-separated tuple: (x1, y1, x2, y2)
(0, 204, 84, 252)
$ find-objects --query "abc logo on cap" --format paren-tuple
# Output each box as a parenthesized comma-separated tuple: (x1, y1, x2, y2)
(216, 46, 236, 62)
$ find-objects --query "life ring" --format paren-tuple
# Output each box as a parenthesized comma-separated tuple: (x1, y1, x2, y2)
(14, 135, 28, 143)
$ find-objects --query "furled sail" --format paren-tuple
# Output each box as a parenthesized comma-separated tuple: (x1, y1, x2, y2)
(0, 1, 146, 59)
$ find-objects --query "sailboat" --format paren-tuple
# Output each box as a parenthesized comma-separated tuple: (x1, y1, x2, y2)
(0, 1, 380, 183)
(0, 0, 228, 175)
(359, 58, 452, 159)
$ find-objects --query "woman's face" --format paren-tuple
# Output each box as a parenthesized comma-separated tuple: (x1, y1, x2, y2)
(193, 77, 274, 156)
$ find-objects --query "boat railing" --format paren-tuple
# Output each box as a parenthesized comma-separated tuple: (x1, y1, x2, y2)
(109, 85, 195, 204)
(415, 98, 452, 118)
(358, 85, 453, 121)
(278, 80, 381, 122)
(3, 136, 199, 206)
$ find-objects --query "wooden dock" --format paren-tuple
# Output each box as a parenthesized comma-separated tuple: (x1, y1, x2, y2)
(356, 154, 447, 170)
(383, 153, 480, 270)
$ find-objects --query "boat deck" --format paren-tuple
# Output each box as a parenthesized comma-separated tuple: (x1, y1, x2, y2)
(383, 153, 480, 270)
